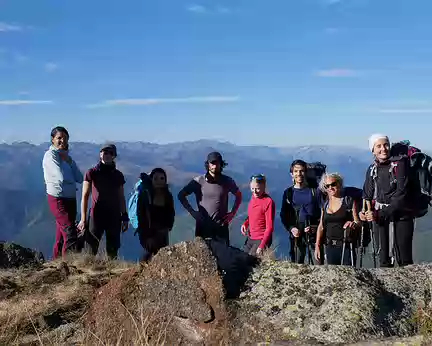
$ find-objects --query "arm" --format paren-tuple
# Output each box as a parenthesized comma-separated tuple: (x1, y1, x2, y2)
(379, 158, 409, 219)
(119, 185, 127, 215)
(352, 200, 360, 224)
(280, 189, 296, 232)
(230, 190, 242, 216)
(167, 192, 175, 230)
(43, 150, 64, 185)
(242, 217, 250, 229)
(177, 179, 199, 216)
(362, 165, 374, 201)
(137, 189, 150, 230)
(227, 178, 242, 216)
(315, 208, 325, 247)
(70, 159, 83, 184)
(259, 199, 275, 249)
(80, 181, 91, 223)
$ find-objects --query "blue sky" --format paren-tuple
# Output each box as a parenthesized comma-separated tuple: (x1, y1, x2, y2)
(1, 0, 432, 149)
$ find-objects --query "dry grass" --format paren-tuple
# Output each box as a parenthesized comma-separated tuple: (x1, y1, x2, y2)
(83, 303, 169, 346)
(412, 305, 432, 336)
(0, 251, 138, 346)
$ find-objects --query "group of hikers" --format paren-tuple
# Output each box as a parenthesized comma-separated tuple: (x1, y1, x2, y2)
(42, 126, 432, 268)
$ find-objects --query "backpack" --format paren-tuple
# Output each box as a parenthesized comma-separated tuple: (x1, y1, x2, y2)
(127, 172, 153, 229)
(306, 162, 327, 189)
(370, 140, 432, 218)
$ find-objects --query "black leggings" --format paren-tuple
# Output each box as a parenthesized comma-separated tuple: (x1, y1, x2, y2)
(373, 218, 414, 267)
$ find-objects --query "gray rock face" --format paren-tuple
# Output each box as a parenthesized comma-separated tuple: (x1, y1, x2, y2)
(0, 242, 44, 269)
(236, 260, 432, 344)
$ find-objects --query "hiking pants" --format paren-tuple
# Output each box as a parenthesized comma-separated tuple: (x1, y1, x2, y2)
(195, 222, 230, 246)
(86, 215, 121, 259)
(243, 237, 272, 256)
(47, 195, 78, 259)
(325, 240, 357, 266)
(289, 234, 316, 264)
(373, 217, 414, 267)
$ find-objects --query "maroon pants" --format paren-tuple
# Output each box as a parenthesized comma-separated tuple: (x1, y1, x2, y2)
(47, 195, 78, 259)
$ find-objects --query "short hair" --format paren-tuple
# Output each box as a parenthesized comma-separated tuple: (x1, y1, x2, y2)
(319, 172, 344, 192)
(290, 159, 307, 173)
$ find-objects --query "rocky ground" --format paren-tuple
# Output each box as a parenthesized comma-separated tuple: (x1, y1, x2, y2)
(1, 239, 432, 345)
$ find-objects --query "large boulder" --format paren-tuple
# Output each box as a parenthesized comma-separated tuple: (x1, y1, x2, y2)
(234, 260, 432, 344)
(0, 242, 44, 269)
(85, 237, 257, 345)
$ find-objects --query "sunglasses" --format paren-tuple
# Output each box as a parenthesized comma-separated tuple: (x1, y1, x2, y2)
(324, 182, 338, 189)
(250, 174, 266, 181)
(102, 150, 114, 156)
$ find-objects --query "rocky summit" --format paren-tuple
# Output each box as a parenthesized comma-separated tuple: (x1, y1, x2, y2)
(1, 239, 432, 345)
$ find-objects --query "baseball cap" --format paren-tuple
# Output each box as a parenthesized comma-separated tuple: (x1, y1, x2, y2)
(100, 143, 117, 156)
(207, 151, 223, 163)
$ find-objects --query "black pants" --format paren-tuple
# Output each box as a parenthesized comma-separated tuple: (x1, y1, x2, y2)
(289, 234, 316, 264)
(243, 237, 272, 256)
(195, 222, 230, 246)
(86, 215, 121, 259)
(326, 240, 357, 266)
(373, 218, 414, 267)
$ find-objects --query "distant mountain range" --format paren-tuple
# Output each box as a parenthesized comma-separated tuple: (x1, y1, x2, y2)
(0, 140, 431, 266)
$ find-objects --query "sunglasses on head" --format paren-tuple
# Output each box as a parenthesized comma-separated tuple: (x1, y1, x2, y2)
(324, 182, 338, 189)
(250, 174, 266, 181)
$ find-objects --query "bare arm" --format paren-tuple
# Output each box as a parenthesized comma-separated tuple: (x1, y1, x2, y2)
(80, 181, 91, 223)
(352, 200, 360, 223)
(316, 208, 325, 248)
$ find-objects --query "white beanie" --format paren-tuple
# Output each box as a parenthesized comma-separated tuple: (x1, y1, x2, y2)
(368, 133, 389, 152)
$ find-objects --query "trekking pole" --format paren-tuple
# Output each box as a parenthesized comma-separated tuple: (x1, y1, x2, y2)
(389, 221, 395, 266)
(341, 227, 347, 265)
(359, 200, 366, 268)
(366, 200, 377, 268)
(350, 231, 355, 267)
(304, 218, 313, 265)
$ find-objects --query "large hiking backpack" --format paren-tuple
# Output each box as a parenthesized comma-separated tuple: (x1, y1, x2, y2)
(370, 140, 432, 218)
(306, 162, 327, 189)
(127, 172, 153, 229)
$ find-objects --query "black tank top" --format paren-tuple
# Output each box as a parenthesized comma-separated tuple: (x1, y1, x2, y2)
(323, 201, 352, 241)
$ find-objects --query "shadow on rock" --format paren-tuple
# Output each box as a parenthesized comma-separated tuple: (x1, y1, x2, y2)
(205, 239, 259, 299)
